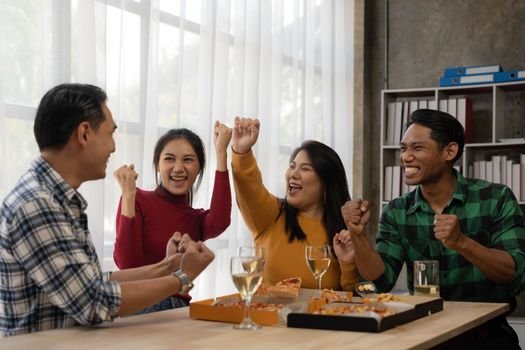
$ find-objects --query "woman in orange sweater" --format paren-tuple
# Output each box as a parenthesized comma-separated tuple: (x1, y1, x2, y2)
(231, 117, 358, 291)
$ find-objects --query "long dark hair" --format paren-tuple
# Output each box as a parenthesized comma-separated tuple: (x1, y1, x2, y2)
(278, 140, 351, 244)
(153, 128, 206, 206)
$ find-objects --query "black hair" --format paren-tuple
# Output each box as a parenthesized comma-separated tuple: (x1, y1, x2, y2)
(34, 83, 108, 151)
(278, 140, 351, 245)
(153, 128, 206, 206)
(406, 109, 465, 163)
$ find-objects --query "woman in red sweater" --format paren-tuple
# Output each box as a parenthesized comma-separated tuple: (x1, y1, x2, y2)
(113, 121, 232, 313)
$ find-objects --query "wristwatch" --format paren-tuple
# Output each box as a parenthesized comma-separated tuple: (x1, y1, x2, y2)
(173, 269, 194, 294)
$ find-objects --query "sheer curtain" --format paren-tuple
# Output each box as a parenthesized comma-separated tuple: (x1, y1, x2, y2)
(0, 0, 354, 300)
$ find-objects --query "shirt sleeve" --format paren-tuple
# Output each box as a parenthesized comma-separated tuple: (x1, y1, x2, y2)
(200, 170, 232, 240)
(490, 187, 525, 294)
(373, 204, 407, 292)
(10, 200, 121, 325)
(113, 195, 145, 269)
(231, 150, 281, 239)
(339, 261, 359, 291)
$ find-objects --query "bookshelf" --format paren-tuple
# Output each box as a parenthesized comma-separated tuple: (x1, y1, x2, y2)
(380, 81, 525, 213)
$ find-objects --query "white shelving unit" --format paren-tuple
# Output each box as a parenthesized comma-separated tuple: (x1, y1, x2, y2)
(380, 81, 525, 213)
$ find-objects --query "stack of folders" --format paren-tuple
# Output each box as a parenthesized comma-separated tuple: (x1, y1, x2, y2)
(439, 65, 525, 87)
(468, 154, 525, 202)
(384, 97, 472, 145)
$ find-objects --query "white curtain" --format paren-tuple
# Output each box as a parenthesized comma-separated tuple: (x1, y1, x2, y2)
(0, 0, 354, 300)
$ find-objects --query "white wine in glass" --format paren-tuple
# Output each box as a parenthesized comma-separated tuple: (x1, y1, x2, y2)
(230, 256, 264, 330)
(305, 244, 331, 291)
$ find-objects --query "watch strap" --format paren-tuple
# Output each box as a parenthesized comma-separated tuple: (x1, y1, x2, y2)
(173, 269, 194, 294)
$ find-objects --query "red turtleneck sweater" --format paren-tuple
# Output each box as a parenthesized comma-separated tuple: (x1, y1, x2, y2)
(113, 170, 231, 269)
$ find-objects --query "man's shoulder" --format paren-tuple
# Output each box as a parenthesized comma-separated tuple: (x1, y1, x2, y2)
(462, 176, 511, 197)
(1, 168, 53, 220)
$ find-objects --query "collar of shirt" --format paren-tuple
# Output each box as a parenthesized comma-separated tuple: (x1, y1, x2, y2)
(32, 156, 88, 213)
(407, 169, 467, 215)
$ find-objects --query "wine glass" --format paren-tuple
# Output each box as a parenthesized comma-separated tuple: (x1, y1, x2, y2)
(238, 246, 265, 261)
(238, 247, 265, 281)
(305, 244, 331, 292)
(230, 255, 264, 330)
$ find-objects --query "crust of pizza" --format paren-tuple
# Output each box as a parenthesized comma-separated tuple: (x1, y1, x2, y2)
(267, 277, 302, 298)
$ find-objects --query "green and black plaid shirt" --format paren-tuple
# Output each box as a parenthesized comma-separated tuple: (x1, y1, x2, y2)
(374, 170, 525, 306)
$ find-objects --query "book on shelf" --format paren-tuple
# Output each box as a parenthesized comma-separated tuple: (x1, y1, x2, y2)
(447, 98, 457, 117)
(501, 155, 507, 186)
(486, 161, 493, 182)
(386, 102, 396, 145)
(511, 164, 521, 201)
(494, 70, 525, 83)
(428, 99, 437, 110)
(497, 138, 525, 143)
(506, 160, 513, 189)
(492, 155, 501, 184)
(401, 101, 410, 142)
(391, 166, 401, 199)
(418, 100, 428, 109)
(409, 100, 419, 117)
(438, 99, 447, 112)
(440, 74, 496, 87)
(393, 102, 403, 144)
(479, 160, 487, 181)
(384, 166, 393, 201)
(473, 161, 480, 179)
(456, 97, 473, 143)
(443, 64, 503, 77)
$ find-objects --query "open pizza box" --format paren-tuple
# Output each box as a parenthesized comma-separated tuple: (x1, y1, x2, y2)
(189, 293, 306, 326)
(287, 292, 443, 333)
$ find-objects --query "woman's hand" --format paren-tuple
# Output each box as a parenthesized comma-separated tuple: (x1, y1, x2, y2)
(113, 164, 139, 198)
(231, 117, 260, 154)
(333, 229, 356, 263)
(214, 120, 232, 172)
(214, 120, 232, 154)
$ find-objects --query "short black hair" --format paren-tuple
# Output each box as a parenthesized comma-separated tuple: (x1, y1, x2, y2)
(153, 128, 206, 206)
(279, 140, 351, 244)
(406, 109, 465, 163)
(34, 83, 108, 151)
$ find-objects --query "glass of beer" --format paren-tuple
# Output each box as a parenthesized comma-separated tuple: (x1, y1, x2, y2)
(413, 260, 440, 297)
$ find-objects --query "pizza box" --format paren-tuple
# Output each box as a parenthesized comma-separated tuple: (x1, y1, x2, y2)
(287, 295, 443, 333)
(189, 293, 303, 326)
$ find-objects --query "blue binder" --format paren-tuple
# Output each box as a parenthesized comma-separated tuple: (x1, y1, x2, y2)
(494, 70, 525, 83)
(439, 73, 496, 87)
(444, 65, 503, 77)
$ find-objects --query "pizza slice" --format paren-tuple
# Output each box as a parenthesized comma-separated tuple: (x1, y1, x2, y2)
(267, 277, 302, 298)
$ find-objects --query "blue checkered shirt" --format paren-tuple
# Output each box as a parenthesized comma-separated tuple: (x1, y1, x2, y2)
(0, 157, 121, 336)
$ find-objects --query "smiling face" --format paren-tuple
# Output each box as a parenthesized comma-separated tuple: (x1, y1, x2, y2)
(84, 103, 117, 181)
(400, 123, 457, 187)
(157, 138, 201, 196)
(285, 149, 324, 215)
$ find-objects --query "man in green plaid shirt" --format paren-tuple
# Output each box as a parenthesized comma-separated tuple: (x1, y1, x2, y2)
(333, 109, 525, 349)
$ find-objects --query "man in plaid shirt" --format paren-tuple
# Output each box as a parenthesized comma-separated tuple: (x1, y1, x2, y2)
(335, 109, 525, 349)
(0, 84, 214, 337)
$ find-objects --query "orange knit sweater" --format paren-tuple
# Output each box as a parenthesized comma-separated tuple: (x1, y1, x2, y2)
(232, 150, 358, 291)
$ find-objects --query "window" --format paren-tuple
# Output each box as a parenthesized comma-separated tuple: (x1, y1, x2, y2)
(0, 0, 354, 300)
